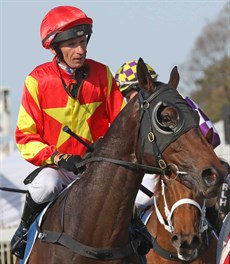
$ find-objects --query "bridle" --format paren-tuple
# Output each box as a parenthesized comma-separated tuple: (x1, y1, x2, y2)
(150, 168, 210, 262)
(154, 178, 208, 234)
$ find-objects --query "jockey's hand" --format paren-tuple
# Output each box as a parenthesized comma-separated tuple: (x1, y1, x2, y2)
(52, 152, 83, 174)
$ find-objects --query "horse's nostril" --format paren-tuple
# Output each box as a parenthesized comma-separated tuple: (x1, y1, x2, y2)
(192, 235, 200, 248)
(202, 168, 218, 187)
(171, 234, 181, 248)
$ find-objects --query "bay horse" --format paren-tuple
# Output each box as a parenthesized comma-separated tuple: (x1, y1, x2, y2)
(18, 58, 225, 264)
(145, 175, 218, 264)
(143, 158, 230, 264)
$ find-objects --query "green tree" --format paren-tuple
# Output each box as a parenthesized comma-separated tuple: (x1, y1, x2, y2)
(192, 57, 230, 122)
(180, 2, 230, 121)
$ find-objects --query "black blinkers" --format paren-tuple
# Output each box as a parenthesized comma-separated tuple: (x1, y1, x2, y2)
(139, 83, 199, 156)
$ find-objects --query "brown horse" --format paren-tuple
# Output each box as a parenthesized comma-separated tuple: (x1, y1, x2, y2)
(145, 176, 218, 264)
(144, 152, 229, 264)
(18, 58, 225, 264)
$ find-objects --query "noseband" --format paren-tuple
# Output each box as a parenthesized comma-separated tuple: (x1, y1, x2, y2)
(154, 179, 208, 234)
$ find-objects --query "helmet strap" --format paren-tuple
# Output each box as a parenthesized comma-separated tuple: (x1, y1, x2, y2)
(52, 44, 64, 61)
(87, 34, 91, 44)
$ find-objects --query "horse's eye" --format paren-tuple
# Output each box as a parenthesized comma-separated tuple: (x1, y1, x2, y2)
(161, 111, 179, 130)
(153, 102, 184, 134)
(161, 115, 171, 124)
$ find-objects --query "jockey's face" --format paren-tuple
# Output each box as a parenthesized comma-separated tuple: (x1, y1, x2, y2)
(58, 35, 87, 69)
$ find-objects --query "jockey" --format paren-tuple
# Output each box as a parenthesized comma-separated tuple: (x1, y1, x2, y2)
(10, 6, 125, 259)
(115, 60, 158, 102)
(115, 60, 221, 211)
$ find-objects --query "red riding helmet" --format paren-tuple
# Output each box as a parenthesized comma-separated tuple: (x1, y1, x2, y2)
(40, 6, 93, 49)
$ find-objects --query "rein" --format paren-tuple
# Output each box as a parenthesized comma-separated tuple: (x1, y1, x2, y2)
(74, 156, 168, 175)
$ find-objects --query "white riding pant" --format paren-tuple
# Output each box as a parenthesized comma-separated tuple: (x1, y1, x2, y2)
(27, 168, 77, 204)
(135, 174, 160, 211)
(28, 168, 159, 209)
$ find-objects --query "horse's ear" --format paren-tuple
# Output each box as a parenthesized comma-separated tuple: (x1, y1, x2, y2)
(205, 128, 214, 148)
(137, 58, 155, 92)
(168, 66, 180, 89)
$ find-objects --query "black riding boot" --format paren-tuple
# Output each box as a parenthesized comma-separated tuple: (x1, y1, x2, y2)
(10, 192, 47, 259)
(132, 207, 153, 255)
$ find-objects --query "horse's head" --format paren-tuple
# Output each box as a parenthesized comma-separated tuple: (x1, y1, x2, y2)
(135, 58, 226, 198)
(151, 177, 209, 262)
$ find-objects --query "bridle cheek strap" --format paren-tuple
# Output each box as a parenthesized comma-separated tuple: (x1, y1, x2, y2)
(139, 90, 167, 169)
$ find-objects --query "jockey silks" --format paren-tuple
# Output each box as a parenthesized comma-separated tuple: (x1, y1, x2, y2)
(15, 58, 125, 166)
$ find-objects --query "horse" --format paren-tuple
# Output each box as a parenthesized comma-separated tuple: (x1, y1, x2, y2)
(17, 58, 226, 264)
(143, 128, 230, 264)
(144, 174, 218, 264)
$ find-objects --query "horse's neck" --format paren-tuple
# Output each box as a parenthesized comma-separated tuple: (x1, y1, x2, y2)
(97, 102, 140, 159)
(65, 102, 143, 246)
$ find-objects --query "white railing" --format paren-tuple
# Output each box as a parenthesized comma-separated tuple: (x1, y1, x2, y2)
(0, 241, 16, 264)
(0, 228, 16, 264)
